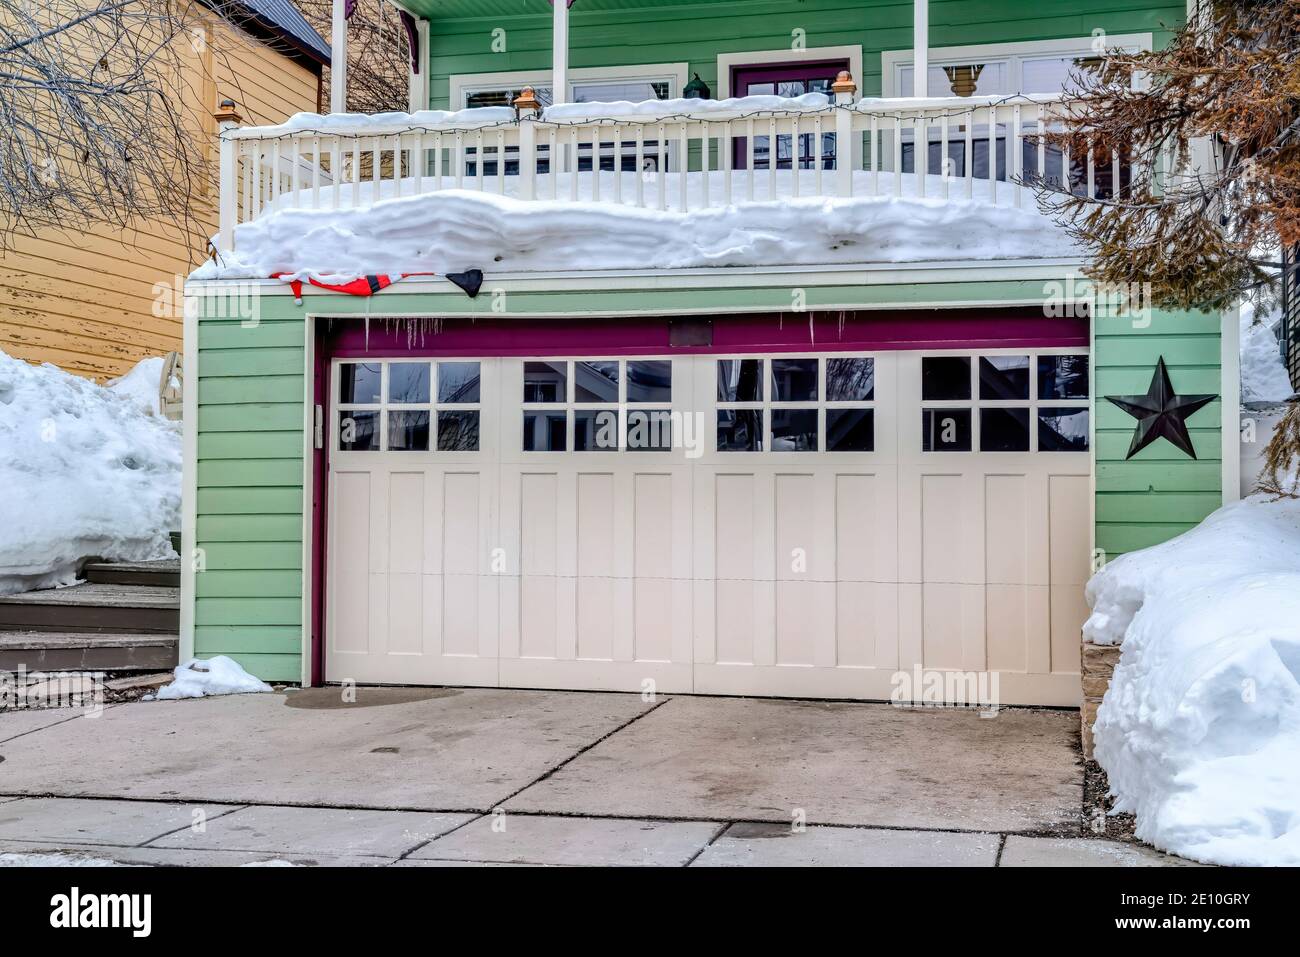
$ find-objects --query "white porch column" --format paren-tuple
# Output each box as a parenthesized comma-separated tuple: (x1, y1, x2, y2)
(408, 18, 430, 112)
(913, 0, 928, 97)
(330, 0, 348, 113)
(551, 0, 569, 104)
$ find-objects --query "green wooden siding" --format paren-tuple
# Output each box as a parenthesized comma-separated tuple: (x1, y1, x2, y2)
(194, 307, 305, 682)
(192, 280, 1226, 682)
(1094, 306, 1224, 561)
(417, 0, 1185, 108)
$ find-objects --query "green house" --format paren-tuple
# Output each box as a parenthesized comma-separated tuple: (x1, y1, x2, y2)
(186, 0, 1234, 709)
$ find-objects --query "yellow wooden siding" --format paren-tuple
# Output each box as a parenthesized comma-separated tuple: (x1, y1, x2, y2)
(0, 11, 320, 380)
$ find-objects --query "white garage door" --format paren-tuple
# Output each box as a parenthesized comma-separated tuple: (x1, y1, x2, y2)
(325, 348, 1090, 705)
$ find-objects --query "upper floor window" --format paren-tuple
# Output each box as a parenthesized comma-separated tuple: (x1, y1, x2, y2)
(885, 35, 1150, 98)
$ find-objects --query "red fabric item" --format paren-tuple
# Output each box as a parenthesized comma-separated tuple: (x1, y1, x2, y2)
(271, 272, 435, 303)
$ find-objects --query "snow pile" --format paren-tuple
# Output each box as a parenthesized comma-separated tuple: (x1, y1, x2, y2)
(106, 355, 165, 416)
(1239, 302, 1294, 404)
(196, 174, 1076, 282)
(155, 655, 274, 700)
(0, 852, 130, 867)
(0, 351, 180, 596)
(1085, 495, 1300, 865)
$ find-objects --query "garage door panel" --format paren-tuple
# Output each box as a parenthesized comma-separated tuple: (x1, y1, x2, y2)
(326, 349, 1089, 705)
(330, 470, 370, 656)
(576, 472, 616, 660)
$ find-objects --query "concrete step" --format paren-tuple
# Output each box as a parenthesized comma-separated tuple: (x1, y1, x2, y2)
(0, 631, 178, 672)
(82, 559, 180, 588)
(0, 582, 179, 635)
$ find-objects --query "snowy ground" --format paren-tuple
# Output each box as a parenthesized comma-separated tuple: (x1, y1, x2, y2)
(0, 352, 180, 595)
(1239, 301, 1293, 404)
(196, 171, 1075, 282)
(1086, 495, 1300, 866)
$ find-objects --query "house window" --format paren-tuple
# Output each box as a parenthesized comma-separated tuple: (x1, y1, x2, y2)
(716, 355, 875, 452)
(457, 68, 682, 176)
(886, 36, 1148, 197)
(920, 353, 1089, 453)
(730, 59, 847, 170)
(523, 358, 674, 452)
(336, 360, 481, 452)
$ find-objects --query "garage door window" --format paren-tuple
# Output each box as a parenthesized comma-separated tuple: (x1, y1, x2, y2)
(717, 356, 875, 452)
(337, 360, 481, 452)
(921, 353, 1088, 452)
(524, 358, 674, 452)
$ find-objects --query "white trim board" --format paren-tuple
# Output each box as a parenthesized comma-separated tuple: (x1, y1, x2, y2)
(715, 45, 864, 100)
(1221, 304, 1241, 505)
(187, 258, 1090, 296)
(448, 63, 689, 109)
(880, 33, 1154, 97)
(179, 293, 199, 665)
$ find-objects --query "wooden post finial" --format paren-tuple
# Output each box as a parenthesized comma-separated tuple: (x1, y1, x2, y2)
(830, 71, 857, 97)
(214, 98, 242, 125)
(513, 86, 541, 115)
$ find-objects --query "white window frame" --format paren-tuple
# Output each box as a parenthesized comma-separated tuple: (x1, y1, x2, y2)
(880, 34, 1153, 98)
(714, 354, 879, 454)
(715, 45, 864, 100)
(449, 62, 689, 110)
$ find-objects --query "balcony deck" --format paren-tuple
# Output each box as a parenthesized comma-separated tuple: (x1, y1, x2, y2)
(207, 92, 1130, 279)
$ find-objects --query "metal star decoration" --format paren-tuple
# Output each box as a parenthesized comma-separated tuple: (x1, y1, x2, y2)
(1105, 356, 1217, 460)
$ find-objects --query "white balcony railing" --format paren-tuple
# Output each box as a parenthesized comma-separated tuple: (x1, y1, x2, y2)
(215, 89, 1137, 254)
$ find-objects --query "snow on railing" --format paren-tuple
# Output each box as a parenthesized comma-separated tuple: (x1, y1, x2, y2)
(213, 82, 1131, 253)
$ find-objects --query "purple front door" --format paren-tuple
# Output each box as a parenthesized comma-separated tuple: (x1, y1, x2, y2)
(731, 59, 848, 170)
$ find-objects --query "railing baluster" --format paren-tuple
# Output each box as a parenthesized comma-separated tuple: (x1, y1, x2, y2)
(722, 120, 732, 204)
(454, 131, 465, 189)
(892, 116, 902, 197)
(413, 131, 425, 194)
(915, 115, 926, 198)
(475, 130, 485, 193)
(547, 129, 558, 199)
(1111, 147, 1121, 200)
(290, 136, 301, 206)
(1037, 112, 1046, 190)
(634, 126, 645, 207)
(940, 112, 949, 199)
(790, 117, 800, 199)
(1086, 134, 1096, 200)
(813, 115, 823, 196)
(270, 141, 281, 209)
(701, 122, 711, 208)
(432, 133, 442, 191)
(613, 127, 623, 205)
(1012, 104, 1022, 207)
(767, 117, 777, 200)
(657, 122, 667, 210)
(746, 119, 755, 201)
(311, 136, 321, 209)
(591, 125, 601, 202)
(677, 122, 688, 212)
(569, 128, 579, 201)
(331, 139, 342, 208)
(964, 110, 974, 198)
(496, 130, 506, 194)
(870, 114, 879, 196)
(987, 105, 998, 204)
(351, 139, 361, 206)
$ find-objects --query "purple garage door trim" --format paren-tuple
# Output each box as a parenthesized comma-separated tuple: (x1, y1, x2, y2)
(323, 310, 1087, 358)
(307, 308, 1087, 685)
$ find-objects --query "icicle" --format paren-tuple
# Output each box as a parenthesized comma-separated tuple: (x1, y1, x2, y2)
(837, 310, 846, 340)
(808, 311, 815, 346)
(364, 313, 370, 351)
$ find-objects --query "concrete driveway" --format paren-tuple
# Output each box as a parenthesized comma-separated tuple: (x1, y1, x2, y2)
(0, 687, 1191, 866)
